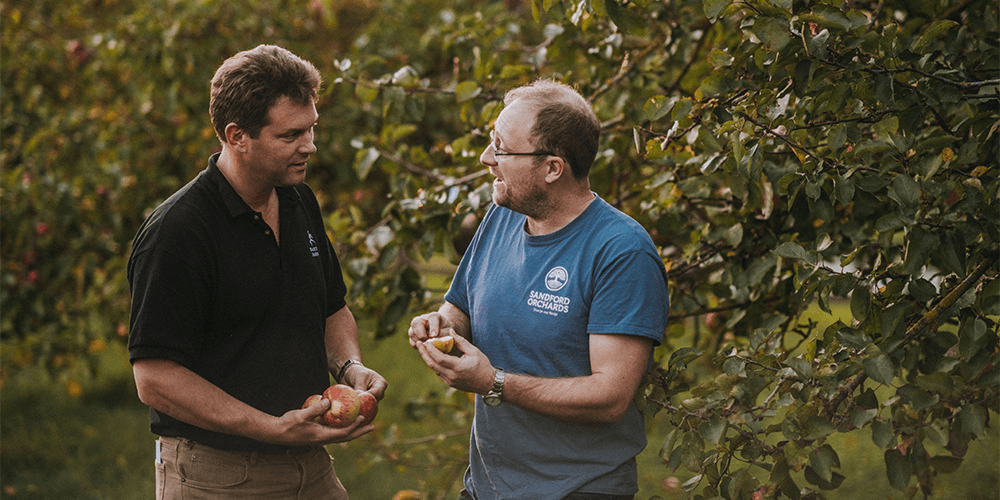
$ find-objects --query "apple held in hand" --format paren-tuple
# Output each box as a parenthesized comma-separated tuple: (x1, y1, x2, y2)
(302, 394, 325, 423)
(357, 391, 379, 426)
(426, 335, 455, 354)
(321, 384, 361, 428)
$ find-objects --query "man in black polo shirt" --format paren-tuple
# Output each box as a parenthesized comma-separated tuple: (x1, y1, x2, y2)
(127, 45, 386, 499)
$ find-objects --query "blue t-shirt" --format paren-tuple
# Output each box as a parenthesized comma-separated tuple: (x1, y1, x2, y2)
(445, 196, 670, 499)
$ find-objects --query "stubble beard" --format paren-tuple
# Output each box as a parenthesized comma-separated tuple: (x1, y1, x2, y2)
(495, 181, 550, 221)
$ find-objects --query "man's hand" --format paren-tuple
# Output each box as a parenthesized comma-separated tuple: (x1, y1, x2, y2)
(274, 397, 373, 446)
(408, 302, 471, 347)
(415, 333, 495, 395)
(407, 311, 455, 347)
(341, 364, 388, 400)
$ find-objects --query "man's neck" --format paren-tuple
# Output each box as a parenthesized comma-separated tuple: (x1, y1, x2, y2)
(524, 188, 596, 236)
(216, 148, 274, 212)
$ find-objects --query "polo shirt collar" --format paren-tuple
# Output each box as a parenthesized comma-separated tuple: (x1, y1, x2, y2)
(206, 153, 303, 218)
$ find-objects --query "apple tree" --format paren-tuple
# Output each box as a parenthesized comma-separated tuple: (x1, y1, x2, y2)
(328, 0, 999, 497)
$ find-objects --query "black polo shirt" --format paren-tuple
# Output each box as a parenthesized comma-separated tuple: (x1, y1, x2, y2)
(127, 153, 347, 452)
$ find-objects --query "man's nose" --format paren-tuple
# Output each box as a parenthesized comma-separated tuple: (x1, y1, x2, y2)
(300, 134, 317, 155)
(480, 143, 497, 166)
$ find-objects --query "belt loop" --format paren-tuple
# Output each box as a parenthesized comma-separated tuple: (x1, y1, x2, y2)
(248, 450, 259, 466)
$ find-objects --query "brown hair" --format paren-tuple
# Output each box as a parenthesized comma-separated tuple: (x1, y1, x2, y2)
(504, 79, 600, 180)
(209, 45, 321, 142)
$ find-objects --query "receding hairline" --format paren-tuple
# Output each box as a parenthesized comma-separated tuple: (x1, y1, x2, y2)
(503, 79, 593, 116)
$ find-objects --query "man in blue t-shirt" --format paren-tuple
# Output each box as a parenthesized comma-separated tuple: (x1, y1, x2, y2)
(408, 79, 670, 500)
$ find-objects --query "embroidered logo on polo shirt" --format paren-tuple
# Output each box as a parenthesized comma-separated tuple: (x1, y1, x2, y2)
(307, 231, 320, 257)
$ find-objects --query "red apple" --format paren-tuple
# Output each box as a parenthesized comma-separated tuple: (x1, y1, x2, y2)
(356, 391, 379, 426)
(321, 384, 361, 428)
(302, 394, 325, 423)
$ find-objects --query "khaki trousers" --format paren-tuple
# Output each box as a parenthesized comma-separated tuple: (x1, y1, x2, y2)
(155, 437, 349, 500)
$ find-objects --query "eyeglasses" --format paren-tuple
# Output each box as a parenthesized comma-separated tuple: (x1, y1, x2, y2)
(489, 130, 555, 158)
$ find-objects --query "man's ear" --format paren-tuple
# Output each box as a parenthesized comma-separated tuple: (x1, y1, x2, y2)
(224, 123, 248, 152)
(544, 156, 568, 184)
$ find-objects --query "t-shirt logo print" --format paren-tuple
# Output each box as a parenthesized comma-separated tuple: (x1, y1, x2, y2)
(545, 266, 568, 291)
(307, 231, 320, 257)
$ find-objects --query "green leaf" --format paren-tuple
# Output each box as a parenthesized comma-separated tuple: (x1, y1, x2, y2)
(455, 81, 481, 103)
(863, 353, 895, 386)
(605, 0, 646, 36)
(850, 285, 871, 321)
(753, 16, 791, 52)
(815, 5, 852, 30)
(959, 318, 988, 359)
(807, 29, 830, 59)
(828, 123, 848, 153)
(871, 419, 894, 450)
(935, 230, 966, 277)
(699, 415, 727, 444)
(803, 416, 835, 440)
(354, 147, 380, 181)
(703, 0, 730, 19)
(355, 82, 380, 103)
(885, 449, 912, 490)
(804, 467, 846, 490)
(669, 347, 704, 369)
(723, 356, 746, 375)
(889, 173, 920, 211)
(849, 407, 878, 428)
(983, 278, 1000, 315)
(909, 389, 940, 412)
(774, 241, 809, 261)
(809, 444, 840, 483)
(722, 223, 743, 246)
(786, 357, 812, 379)
(915, 372, 953, 393)
(643, 95, 674, 122)
(902, 225, 940, 276)
(847, 10, 871, 29)
(699, 72, 735, 95)
(672, 98, 694, 121)
(960, 407, 985, 436)
(709, 49, 734, 68)
(875, 213, 905, 233)
(908, 278, 937, 302)
(913, 20, 959, 53)
(681, 474, 703, 492)
(390, 65, 419, 87)
(873, 116, 899, 141)
(836, 327, 872, 349)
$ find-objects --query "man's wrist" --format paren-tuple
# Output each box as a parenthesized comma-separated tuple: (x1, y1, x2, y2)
(336, 359, 363, 383)
(484, 368, 505, 406)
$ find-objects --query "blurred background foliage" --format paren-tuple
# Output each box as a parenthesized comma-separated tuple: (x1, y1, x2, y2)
(2, 0, 998, 498)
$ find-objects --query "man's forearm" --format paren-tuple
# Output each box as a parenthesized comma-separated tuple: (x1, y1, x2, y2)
(439, 301, 472, 341)
(133, 358, 280, 441)
(324, 305, 363, 376)
(486, 334, 653, 425)
(501, 373, 627, 424)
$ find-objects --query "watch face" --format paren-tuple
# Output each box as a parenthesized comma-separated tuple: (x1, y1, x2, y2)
(484, 394, 501, 406)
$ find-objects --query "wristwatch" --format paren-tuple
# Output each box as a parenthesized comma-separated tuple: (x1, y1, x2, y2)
(484, 368, 505, 406)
